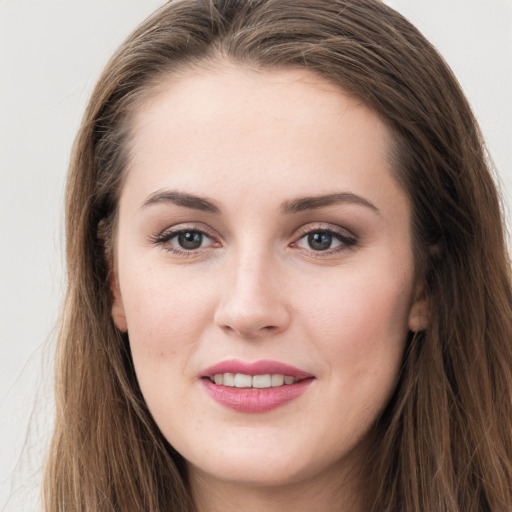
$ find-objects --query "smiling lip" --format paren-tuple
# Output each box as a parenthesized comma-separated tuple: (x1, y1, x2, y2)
(200, 359, 314, 413)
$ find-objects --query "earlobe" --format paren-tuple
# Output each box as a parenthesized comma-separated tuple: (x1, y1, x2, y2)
(100, 219, 128, 333)
(408, 286, 429, 333)
(108, 259, 128, 333)
(111, 282, 128, 332)
(108, 253, 128, 332)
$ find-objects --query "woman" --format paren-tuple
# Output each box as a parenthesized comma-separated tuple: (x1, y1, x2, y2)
(43, 0, 512, 510)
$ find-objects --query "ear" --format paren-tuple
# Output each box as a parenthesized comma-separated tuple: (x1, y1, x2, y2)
(100, 219, 128, 333)
(110, 269, 128, 332)
(408, 281, 429, 333)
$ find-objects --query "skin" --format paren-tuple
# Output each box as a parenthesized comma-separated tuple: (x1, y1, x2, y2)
(110, 63, 427, 512)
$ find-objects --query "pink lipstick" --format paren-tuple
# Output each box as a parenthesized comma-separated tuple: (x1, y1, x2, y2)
(200, 359, 314, 413)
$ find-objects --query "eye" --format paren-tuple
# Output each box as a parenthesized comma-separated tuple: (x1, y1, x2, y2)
(174, 230, 206, 250)
(150, 226, 219, 254)
(304, 231, 338, 251)
(293, 227, 357, 254)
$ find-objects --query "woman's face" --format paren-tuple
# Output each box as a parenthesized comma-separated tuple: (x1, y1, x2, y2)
(111, 65, 425, 493)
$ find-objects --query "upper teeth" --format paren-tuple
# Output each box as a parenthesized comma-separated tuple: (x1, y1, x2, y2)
(210, 373, 297, 388)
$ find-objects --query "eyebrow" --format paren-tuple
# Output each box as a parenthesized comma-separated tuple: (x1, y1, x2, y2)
(141, 190, 221, 214)
(141, 189, 379, 216)
(282, 192, 379, 214)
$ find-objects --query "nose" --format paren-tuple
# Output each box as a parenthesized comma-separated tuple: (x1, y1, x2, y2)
(214, 252, 291, 339)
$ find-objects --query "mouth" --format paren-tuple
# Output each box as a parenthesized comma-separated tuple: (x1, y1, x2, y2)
(206, 373, 301, 388)
(200, 359, 315, 413)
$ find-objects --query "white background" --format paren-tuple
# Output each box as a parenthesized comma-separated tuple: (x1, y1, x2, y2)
(1, 1, 511, 510)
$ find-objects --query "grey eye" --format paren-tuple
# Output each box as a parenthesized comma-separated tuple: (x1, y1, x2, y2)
(176, 231, 204, 250)
(307, 232, 334, 251)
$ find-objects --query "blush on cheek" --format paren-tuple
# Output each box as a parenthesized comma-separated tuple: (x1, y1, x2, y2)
(126, 283, 201, 343)
(305, 282, 410, 367)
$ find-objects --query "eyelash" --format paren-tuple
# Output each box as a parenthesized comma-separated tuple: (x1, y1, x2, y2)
(292, 225, 357, 257)
(150, 224, 357, 257)
(149, 226, 219, 257)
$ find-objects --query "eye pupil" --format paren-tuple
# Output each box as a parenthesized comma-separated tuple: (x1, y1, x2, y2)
(178, 231, 203, 249)
(308, 232, 332, 251)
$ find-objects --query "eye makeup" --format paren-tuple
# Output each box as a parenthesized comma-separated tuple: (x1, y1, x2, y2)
(149, 223, 221, 256)
(148, 220, 358, 260)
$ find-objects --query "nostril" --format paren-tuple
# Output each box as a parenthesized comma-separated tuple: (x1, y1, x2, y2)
(222, 323, 281, 339)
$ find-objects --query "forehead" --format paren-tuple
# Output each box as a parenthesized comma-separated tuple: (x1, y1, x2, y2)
(122, 64, 406, 220)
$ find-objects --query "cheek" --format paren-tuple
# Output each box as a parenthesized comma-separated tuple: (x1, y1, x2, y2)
(119, 262, 217, 369)
(119, 265, 218, 418)
(295, 267, 411, 434)
(297, 265, 412, 370)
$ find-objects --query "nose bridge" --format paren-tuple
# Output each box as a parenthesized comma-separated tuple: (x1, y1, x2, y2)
(214, 243, 290, 338)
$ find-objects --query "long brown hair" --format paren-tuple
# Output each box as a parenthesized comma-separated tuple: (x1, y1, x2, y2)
(43, 0, 512, 510)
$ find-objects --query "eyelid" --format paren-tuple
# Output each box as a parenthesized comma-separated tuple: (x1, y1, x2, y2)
(290, 223, 358, 256)
(294, 222, 356, 240)
(148, 221, 357, 258)
(149, 223, 221, 254)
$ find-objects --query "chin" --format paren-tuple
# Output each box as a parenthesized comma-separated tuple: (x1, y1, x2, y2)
(189, 454, 313, 488)
(182, 430, 361, 491)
